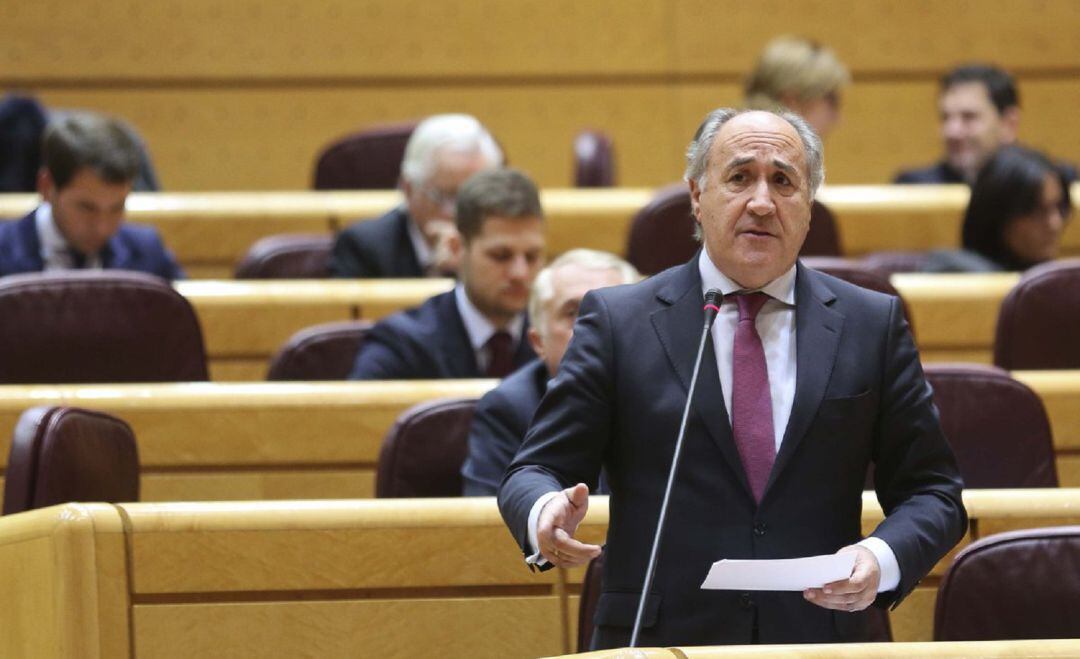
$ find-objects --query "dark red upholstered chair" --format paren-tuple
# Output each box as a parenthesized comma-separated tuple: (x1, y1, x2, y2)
(234, 234, 333, 279)
(802, 257, 913, 331)
(625, 185, 842, 275)
(994, 259, 1080, 370)
(0, 271, 208, 383)
(861, 250, 931, 278)
(266, 320, 373, 381)
(375, 397, 477, 498)
(924, 363, 1057, 488)
(935, 526, 1080, 640)
(3, 406, 139, 515)
(313, 121, 418, 190)
(573, 129, 615, 187)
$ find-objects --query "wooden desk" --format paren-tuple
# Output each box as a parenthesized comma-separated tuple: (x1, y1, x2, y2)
(175, 274, 1021, 381)
(2, 185, 1077, 278)
(3, 491, 1079, 657)
(175, 278, 453, 380)
(0, 374, 1077, 508)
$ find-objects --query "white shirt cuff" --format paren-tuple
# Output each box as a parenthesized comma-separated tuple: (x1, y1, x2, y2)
(525, 491, 561, 565)
(858, 536, 901, 592)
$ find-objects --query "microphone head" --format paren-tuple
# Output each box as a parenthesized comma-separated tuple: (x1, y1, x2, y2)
(703, 288, 723, 328)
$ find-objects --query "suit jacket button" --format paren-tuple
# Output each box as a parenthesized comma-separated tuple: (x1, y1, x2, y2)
(740, 593, 754, 610)
(753, 522, 767, 536)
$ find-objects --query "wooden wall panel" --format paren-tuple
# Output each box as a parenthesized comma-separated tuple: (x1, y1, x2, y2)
(671, 0, 1080, 74)
(4, 1, 1077, 190)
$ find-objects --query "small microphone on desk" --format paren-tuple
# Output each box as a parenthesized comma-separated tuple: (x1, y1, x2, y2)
(629, 288, 723, 647)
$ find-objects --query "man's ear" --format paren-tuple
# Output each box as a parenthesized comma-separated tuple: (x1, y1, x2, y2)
(36, 168, 55, 199)
(688, 178, 703, 219)
(526, 327, 544, 359)
(1000, 106, 1021, 143)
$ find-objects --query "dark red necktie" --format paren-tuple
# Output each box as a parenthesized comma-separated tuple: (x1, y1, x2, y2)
(485, 330, 514, 378)
(731, 292, 776, 503)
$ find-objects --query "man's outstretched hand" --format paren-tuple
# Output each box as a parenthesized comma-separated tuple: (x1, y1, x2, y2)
(536, 483, 602, 567)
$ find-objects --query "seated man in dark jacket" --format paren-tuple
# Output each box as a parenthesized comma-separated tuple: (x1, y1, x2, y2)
(0, 112, 183, 279)
(330, 113, 503, 279)
(349, 168, 545, 380)
(461, 249, 639, 495)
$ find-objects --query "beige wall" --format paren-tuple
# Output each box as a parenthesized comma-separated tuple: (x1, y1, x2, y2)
(3, 0, 1079, 190)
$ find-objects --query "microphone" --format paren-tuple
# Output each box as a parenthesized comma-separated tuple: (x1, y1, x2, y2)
(629, 288, 724, 647)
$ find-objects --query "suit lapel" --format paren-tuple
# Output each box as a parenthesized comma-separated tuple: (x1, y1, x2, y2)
(650, 259, 751, 497)
(764, 264, 843, 497)
(436, 291, 483, 378)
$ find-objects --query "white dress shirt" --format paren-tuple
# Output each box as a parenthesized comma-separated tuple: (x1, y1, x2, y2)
(35, 203, 103, 270)
(526, 252, 900, 593)
(453, 284, 524, 373)
(404, 212, 434, 272)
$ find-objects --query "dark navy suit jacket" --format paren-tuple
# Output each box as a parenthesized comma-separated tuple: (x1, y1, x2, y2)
(0, 210, 184, 280)
(498, 259, 966, 648)
(349, 289, 536, 380)
(894, 158, 1078, 185)
(462, 359, 549, 496)
(329, 206, 425, 278)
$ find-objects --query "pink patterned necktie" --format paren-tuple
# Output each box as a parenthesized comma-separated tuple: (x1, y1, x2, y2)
(731, 292, 776, 503)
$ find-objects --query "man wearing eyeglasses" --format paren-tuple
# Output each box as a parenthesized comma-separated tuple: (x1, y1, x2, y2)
(330, 113, 503, 278)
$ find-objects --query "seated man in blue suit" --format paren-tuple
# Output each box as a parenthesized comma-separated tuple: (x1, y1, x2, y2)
(0, 112, 183, 279)
(349, 168, 544, 380)
(330, 113, 503, 279)
(461, 249, 639, 496)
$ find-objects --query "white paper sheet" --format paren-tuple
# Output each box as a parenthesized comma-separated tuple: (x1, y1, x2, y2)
(700, 552, 857, 591)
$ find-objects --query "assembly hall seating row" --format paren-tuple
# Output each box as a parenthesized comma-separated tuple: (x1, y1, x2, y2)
(0, 372, 1077, 507)
(2, 492, 1079, 657)
(1, 185, 1078, 278)
(165, 272, 1014, 380)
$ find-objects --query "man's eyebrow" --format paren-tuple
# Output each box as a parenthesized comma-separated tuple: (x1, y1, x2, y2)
(724, 156, 755, 169)
(772, 159, 798, 175)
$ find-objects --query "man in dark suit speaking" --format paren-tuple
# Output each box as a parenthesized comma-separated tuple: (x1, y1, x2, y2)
(498, 108, 967, 648)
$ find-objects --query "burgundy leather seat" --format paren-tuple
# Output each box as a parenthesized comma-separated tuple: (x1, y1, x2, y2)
(994, 259, 1080, 370)
(935, 526, 1080, 640)
(625, 185, 841, 275)
(375, 397, 477, 498)
(266, 320, 373, 381)
(925, 363, 1057, 488)
(234, 234, 333, 279)
(3, 406, 139, 515)
(0, 271, 208, 383)
(313, 121, 417, 190)
(802, 257, 913, 331)
(573, 129, 615, 187)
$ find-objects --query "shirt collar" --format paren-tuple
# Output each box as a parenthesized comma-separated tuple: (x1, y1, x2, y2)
(404, 209, 433, 269)
(453, 283, 525, 351)
(697, 249, 796, 305)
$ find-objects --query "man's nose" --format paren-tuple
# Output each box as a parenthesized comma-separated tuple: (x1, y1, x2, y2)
(942, 117, 964, 140)
(507, 254, 530, 279)
(746, 179, 775, 216)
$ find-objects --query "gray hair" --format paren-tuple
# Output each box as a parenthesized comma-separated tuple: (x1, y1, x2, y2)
(528, 249, 640, 330)
(684, 107, 825, 197)
(400, 113, 503, 185)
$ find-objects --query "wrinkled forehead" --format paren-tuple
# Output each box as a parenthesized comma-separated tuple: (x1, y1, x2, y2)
(711, 114, 806, 169)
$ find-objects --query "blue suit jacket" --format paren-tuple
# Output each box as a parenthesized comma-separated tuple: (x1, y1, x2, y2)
(498, 258, 966, 648)
(329, 206, 425, 278)
(0, 210, 184, 280)
(349, 289, 536, 380)
(462, 359, 549, 496)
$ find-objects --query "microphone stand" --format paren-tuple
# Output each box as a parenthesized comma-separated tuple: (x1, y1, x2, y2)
(629, 289, 723, 647)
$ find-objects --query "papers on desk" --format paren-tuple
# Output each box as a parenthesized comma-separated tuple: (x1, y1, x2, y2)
(701, 552, 857, 591)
